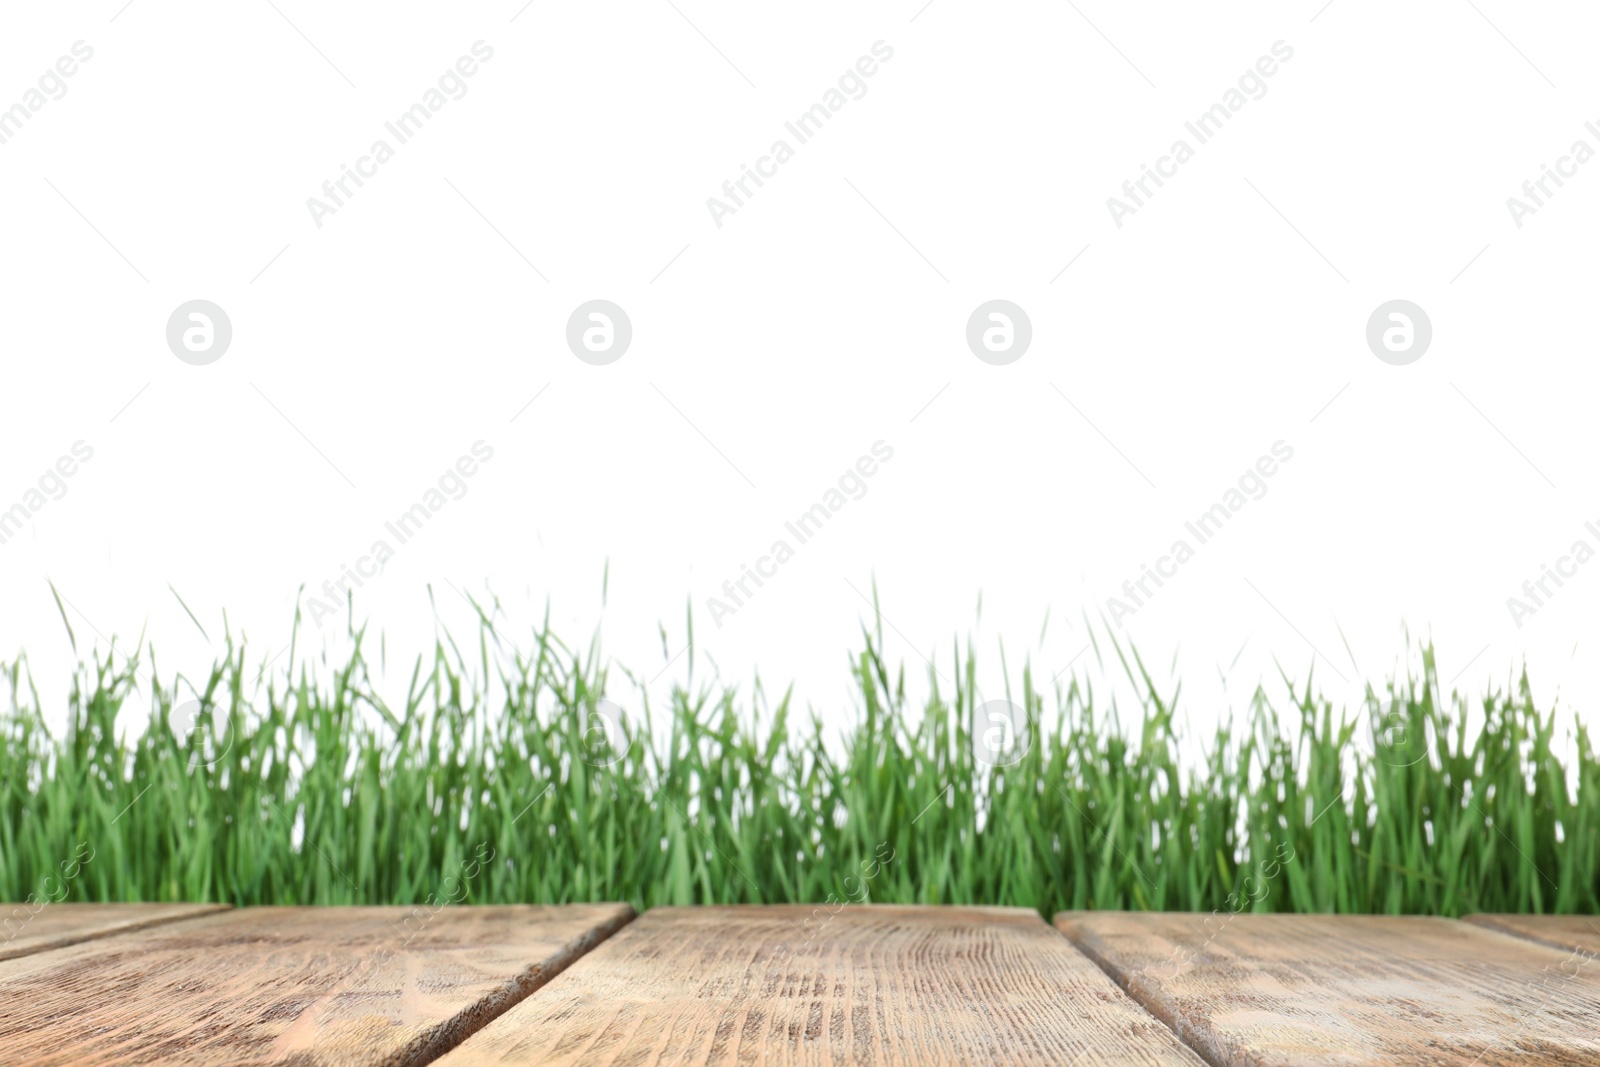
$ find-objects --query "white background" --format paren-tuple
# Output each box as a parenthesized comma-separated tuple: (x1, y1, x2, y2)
(1, 0, 1596, 744)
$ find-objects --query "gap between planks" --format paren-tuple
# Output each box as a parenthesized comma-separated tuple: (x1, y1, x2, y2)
(1055, 911, 1600, 1067)
(0, 902, 231, 962)
(1463, 913, 1600, 957)
(0, 903, 638, 1067)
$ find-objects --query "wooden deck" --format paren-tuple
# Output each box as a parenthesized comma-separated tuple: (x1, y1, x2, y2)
(0, 905, 1594, 1065)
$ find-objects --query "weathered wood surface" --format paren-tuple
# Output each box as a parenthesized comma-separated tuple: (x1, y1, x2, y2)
(434, 904, 1204, 1066)
(1056, 911, 1600, 1067)
(0, 902, 227, 962)
(0, 903, 633, 1066)
(1465, 913, 1600, 956)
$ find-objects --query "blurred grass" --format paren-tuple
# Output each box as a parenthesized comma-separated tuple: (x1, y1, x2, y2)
(1, 599, 1595, 917)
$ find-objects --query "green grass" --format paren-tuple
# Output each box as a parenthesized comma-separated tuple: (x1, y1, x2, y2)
(2, 599, 1596, 918)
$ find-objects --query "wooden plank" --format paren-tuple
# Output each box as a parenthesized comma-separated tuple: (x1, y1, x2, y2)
(433, 904, 1205, 1066)
(0, 903, 633, 1066)
(1465, 914, 1600, 956)
(0, 902, 227, 962)
(1056, 911, 1600, 1067)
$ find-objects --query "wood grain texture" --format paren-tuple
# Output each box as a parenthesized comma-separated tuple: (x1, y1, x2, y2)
(1056, 911, 1600, 1067)
(0, 902, 227, 961)
(0, 903, 633, 1067)
(433, 904, 1204, 1066)
(1465, 914, 1600, 956)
